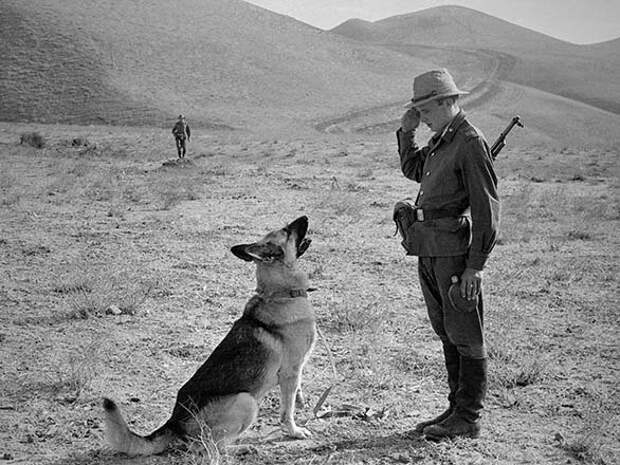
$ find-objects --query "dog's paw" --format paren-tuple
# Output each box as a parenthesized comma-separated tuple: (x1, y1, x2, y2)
(284, 425, 312, 439)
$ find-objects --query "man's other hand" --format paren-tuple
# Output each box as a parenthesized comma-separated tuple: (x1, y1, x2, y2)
(401, 108, 421, 132)
(460, 268, 482, 301)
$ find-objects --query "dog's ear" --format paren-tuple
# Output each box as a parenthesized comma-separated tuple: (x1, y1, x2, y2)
(285, 216, 308, 237)
(297, 238, 311, 257)
(231, 243, 254, 261)
(231, 243, 284, 263)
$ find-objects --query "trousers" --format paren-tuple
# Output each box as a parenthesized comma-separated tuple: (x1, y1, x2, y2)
(175, 136, 186, 157)
(418, 255, 486, 359)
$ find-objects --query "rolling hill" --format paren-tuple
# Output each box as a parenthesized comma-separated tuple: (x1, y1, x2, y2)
(1, 0, 619, 144)
(331, 5, 620, 115)
(0, 0, 436, 130)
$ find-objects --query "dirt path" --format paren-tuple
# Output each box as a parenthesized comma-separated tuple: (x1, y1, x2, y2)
(314, 46, 518, 134)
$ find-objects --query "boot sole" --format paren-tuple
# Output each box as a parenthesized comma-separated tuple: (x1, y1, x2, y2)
(424, 430, 480, 441)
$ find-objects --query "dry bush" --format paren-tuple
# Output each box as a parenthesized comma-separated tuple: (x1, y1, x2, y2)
(169, 402, 223, 465)
(19, 131, 46, 148)
(58, 263, 151, 318)
(326, 298, 384, 334)
(152, 172, 201, 210)
(71, 137, 90, 147)
(46, 340, 104, 401)
(558, 387, 619, 465)
(486, 333, 547, 389)
(0, 172, 21, 207)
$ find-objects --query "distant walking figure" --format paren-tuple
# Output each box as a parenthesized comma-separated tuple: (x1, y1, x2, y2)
(172, 115, 191, 158)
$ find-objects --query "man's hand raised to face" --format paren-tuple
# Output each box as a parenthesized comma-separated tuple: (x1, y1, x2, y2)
(401, 108, 421, 133)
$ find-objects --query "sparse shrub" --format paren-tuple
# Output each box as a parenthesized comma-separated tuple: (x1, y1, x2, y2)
(557, 389, 617, 465)
(59, 265, 151, 319)
(48, 340, 103, 401)
(19, 132, 46, 148)
(567, 230, 592, 241)
(487, 335, 547, 389)
(327, 299, 384, 333)
(170, 401, 222, 464)
(71, 137, 90, 147)
(1, 173, 21, 207)
(155, 175, 200, 210)
(158, 186, 198, 210)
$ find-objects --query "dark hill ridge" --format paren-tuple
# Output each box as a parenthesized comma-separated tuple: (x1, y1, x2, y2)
(0, 0, 434, 129)
(331, 5, 620, 115)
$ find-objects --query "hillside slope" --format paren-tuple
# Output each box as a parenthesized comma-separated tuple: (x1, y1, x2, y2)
(331, 5, 620, 115)
(0, 0, 436, 130)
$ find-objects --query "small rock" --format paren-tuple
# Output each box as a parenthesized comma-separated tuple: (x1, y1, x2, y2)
(390, 452, 410, 463)
(2, 452, 15, 460)
(106, 305, 122, 316)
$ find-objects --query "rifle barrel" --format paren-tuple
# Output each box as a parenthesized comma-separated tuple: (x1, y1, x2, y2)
(490, 115, 523, 160)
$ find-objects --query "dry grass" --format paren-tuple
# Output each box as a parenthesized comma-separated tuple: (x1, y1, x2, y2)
(0, 124, 618, 465)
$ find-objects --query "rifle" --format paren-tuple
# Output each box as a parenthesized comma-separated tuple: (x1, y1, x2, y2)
(490, 116, 523, 160)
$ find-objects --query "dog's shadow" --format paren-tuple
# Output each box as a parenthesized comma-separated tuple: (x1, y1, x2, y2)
(45, 431, 428, 464)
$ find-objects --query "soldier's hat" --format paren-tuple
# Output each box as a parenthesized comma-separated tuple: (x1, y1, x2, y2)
(405, 68, 469, 109)
(178, 114, 184, 119)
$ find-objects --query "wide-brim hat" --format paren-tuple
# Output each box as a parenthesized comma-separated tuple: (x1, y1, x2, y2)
(405, 68, 469, 108)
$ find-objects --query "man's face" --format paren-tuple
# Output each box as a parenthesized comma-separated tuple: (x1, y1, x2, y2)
(416, 100, 453, 132)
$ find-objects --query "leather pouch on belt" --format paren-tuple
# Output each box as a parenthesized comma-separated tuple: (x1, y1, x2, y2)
(448, 277, 478, 312)
(393, 199, 417, 254)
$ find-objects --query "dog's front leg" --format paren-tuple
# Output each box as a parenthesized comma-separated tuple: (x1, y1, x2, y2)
(295, 386, 305, 409)
(279, 374, 311, 439)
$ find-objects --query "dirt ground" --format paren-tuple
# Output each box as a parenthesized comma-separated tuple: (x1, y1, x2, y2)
(0, 122, 618, 465)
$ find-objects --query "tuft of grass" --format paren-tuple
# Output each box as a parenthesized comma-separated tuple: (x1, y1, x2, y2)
(557, 388, 619, 465)
(47, 340, 104, 401)
(71, 137, 91, 147)
(567, 230, 593, 241)
(170, 402, 223, 465)
(487, 336, 547, 389)
(0, 173, 22, 207)
(326, 299, 384, 334)
(20, 131, 46, 148)
(58, 264, 151, 319)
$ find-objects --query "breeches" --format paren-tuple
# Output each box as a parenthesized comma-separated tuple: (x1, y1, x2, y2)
(418, 255, 486, 359)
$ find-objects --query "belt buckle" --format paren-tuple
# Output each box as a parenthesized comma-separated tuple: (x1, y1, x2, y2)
(416, 208, 424, 221)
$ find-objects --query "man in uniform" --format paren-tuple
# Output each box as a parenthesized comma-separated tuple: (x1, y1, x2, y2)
(172, 114, 191, 158)
(396, 69, 500, 440)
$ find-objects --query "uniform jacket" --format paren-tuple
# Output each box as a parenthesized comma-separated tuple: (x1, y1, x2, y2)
(396, 111, 500, 270)
(172, 120, 191, 139)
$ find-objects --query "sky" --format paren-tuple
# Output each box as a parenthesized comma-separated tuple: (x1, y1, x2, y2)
(245, 0, 620, 44)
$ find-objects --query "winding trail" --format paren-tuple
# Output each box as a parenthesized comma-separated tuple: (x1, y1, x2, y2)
(314, 46, 517, 135)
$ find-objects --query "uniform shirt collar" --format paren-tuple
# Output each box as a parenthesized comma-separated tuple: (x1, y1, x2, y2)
(429, 110, 467, 150)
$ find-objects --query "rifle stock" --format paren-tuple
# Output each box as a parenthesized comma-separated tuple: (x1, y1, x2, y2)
(491, 116, 523, 160)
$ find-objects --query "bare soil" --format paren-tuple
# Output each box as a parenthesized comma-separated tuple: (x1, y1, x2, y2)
(0, 122, 618, 465)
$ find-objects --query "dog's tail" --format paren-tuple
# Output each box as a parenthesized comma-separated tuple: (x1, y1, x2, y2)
(103, 398, 175, 456)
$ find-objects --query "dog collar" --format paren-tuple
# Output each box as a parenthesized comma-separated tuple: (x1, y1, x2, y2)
(257, 288, 315, 299)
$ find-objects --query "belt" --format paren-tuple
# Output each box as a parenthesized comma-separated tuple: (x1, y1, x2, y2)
(413, 206, 467, 221)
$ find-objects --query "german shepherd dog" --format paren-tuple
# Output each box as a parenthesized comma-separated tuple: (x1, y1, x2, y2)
(103, 216, 316, 456)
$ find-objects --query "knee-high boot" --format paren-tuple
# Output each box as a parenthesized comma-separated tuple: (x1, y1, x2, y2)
(414, 343, 460, 432)
(423, 356, 487, 440)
